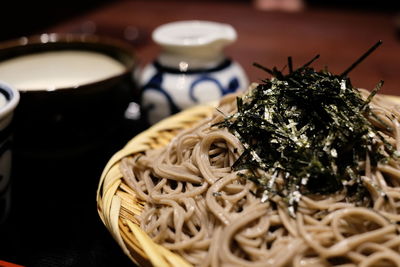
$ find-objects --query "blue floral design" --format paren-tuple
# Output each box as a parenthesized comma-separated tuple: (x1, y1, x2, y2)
(141, 72, 179, 115)
(189, 76, 239, 102)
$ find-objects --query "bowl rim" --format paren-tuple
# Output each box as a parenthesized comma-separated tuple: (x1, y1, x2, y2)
(0, 33, 137, 93)
(0, 81, 20, 117)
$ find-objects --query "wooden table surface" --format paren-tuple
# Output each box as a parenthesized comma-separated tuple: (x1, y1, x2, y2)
(48, 0, 400, 96)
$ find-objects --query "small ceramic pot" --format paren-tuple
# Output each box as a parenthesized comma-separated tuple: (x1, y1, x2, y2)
(140, 20, 248, 125)
(0, 33, 138, 160)
(0, 82, 19, 224)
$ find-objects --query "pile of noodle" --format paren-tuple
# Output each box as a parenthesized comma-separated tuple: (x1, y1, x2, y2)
(120, 89, 400, 267)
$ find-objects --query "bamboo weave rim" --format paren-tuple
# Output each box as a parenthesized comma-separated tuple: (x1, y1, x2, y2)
(97, 95, 400, 267)
(97, 103, 215, 267)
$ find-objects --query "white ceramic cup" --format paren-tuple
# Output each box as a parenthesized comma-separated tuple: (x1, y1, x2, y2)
(140, 20, 248, 125)
(0, 81, 19, 224)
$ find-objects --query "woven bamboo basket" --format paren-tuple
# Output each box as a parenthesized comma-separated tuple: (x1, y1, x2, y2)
(96, 103, 216, 267)
(96, 94, 400, 267)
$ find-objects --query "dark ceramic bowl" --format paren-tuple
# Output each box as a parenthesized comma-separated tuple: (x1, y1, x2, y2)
(0, 33, 138, 160)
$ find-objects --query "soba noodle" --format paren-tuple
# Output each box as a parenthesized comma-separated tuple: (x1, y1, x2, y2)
(120, 90, 400, 267)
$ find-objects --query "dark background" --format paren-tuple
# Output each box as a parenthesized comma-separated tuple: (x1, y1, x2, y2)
(1, 0, 399, 42)
(1, 0, 112, 41)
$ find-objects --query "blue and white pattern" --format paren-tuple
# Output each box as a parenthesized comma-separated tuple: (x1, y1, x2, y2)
(0, 81, 19, 224)
(140, 59, 248, 125)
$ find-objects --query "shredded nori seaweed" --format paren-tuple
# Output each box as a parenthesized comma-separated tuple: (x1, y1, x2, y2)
(217, 41, 396, 215)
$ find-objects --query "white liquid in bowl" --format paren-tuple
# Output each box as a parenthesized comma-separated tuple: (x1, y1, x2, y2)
(0, 50, 126, 91)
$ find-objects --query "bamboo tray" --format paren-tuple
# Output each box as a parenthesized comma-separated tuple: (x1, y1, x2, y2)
(96, 95, 400, 267)
(96, 103, 216, 267)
